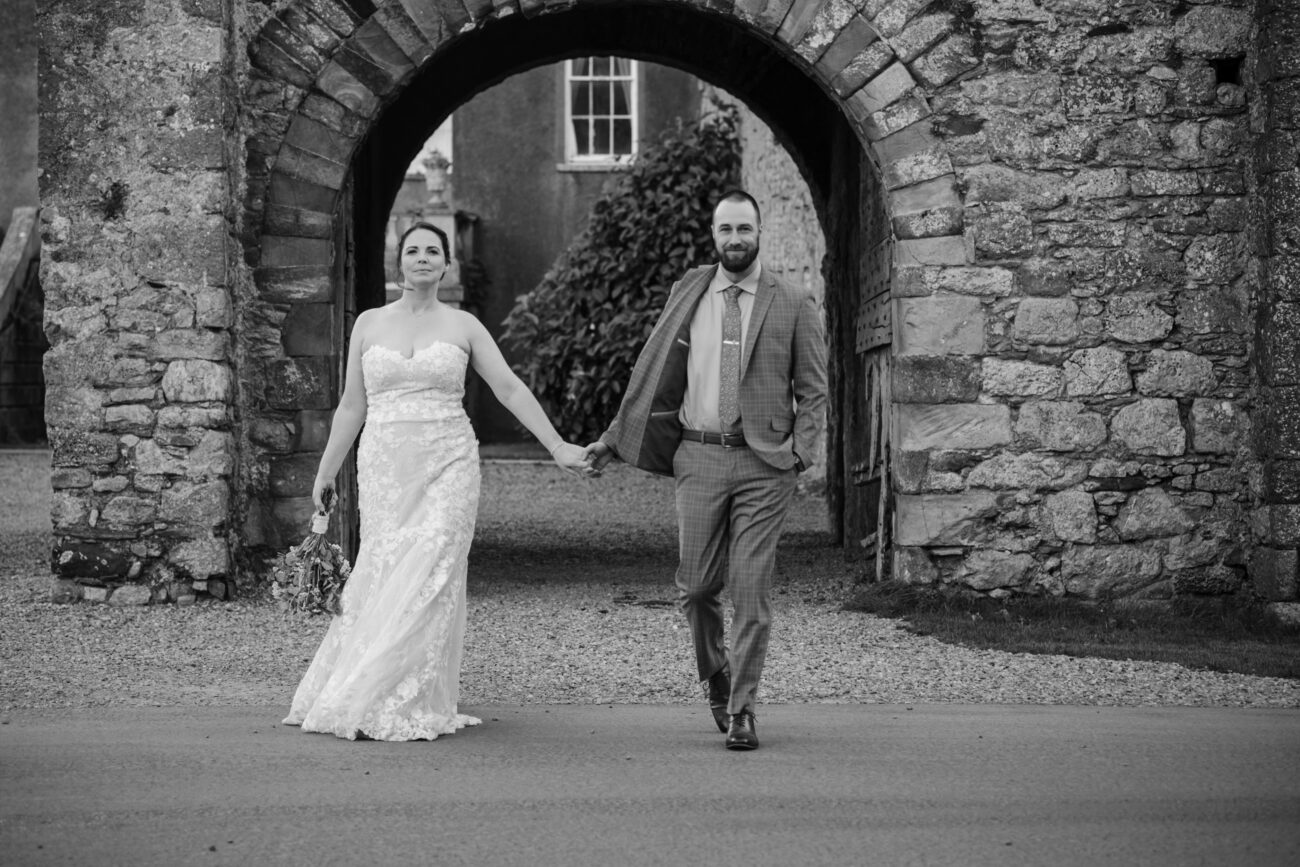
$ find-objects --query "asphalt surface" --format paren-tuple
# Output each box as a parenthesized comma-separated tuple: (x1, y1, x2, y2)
(2, 703, 1298, 866)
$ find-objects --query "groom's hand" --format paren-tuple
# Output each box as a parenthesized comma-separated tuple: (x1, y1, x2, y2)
(582, 442, 613, 475)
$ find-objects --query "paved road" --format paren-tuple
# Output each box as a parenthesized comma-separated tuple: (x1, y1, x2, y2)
(2, 703, 1297, 866)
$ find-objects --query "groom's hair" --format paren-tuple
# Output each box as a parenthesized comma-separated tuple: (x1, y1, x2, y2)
(713, 189, 761, 227)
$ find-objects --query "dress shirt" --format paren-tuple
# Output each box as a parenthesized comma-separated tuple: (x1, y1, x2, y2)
(679, 262, 761, 434)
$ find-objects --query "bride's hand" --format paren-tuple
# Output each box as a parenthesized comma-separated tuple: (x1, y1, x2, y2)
(550, 443, 593, 478)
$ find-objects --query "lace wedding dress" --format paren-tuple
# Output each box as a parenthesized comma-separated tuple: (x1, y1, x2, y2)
(283, 342, 482, 741)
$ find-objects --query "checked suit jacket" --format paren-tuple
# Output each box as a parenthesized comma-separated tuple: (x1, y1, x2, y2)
(599, 263, 827, 476)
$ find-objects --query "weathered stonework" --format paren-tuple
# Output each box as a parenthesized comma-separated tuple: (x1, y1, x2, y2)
(34, 0, 1290, 606)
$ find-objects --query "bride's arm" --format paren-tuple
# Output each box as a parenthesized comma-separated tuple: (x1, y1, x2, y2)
(462, 313, 588, 473)
(312, 310, 372, 510)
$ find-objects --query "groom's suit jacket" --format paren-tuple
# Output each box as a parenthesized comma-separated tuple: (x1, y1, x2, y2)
(599, 263, 827, 476)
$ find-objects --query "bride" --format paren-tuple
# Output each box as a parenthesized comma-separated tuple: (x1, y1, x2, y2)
(283, 221, 589, 741)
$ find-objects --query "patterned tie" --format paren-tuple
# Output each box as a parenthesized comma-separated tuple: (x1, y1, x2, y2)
(719, 284, 742, 426)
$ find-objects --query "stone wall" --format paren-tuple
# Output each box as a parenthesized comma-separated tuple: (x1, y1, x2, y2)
(1250, 0, 1300, 614)
(890, 0, 1257, 600)
(37, 0, 235, 603)
(32, 0, 1291, 606)
(737, 105, 827, 304)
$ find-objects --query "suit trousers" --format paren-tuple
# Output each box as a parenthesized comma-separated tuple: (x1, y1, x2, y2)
(672, 439, 797, 715)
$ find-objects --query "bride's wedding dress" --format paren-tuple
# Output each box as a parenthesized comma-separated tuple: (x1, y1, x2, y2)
(284, 342, 482, 741)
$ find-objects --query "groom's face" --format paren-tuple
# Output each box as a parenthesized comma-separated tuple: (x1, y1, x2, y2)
(712, 199, 761, 274)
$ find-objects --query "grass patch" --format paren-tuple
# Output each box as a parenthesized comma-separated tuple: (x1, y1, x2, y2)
(845, 583, 1300, 680)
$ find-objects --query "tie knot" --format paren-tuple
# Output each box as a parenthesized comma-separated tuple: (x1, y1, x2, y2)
(725, 284, 742, 301)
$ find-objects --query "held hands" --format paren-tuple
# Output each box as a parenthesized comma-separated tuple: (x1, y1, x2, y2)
(581, 442, 614, 476)
(550, 442, 596, 479)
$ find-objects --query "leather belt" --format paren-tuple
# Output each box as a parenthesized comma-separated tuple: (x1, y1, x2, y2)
(681, 428, 747, 448)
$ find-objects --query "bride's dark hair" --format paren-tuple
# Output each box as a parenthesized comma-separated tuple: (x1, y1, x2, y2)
(397, 221, 451, 265)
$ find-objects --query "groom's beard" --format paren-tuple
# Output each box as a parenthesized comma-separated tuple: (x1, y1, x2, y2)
(718, 240, 759, 273)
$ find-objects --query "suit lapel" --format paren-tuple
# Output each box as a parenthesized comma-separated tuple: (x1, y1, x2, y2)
(741, 268, 777, 375)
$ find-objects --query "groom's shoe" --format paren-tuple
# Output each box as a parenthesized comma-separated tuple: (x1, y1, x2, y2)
(725, 710, 758, 751)
(705, 666, 731, 733)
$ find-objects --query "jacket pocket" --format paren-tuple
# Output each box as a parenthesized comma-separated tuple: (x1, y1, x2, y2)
(771, 414, 794, 434)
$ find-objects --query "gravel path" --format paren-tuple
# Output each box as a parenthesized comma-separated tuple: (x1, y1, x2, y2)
(2, 451, 1297, 712)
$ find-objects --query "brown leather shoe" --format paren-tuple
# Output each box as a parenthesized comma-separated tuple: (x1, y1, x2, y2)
(705, 666, 731, 733)
(725, 710, 758, 751)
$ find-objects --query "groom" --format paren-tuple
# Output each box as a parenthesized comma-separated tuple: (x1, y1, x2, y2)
(584, 190, 827, 750)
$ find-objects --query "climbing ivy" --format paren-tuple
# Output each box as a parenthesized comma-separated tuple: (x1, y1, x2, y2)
(501, 105, 741, 442)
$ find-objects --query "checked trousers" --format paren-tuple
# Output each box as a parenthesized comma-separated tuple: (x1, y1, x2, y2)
(673, 439, 797, 715)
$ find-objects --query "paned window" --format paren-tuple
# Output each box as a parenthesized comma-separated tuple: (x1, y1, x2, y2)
(565, 57, 637, 165)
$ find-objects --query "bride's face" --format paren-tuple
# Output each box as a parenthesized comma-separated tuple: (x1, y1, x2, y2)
(400, 228, 447, 287)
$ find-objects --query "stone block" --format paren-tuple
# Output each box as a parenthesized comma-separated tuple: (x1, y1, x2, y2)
(270, 453, 325, 498)
(1106, 293, 1172, 343)
(374, 2, 439, 65)
(1043, 490, 1097, 544)
(83, 586, 110, 604)
(316, 59, 380, 116)
(53, 541, 132, 580)
(1176, 287, 1246, 336)
(1114, 488, 1194, 541)
(1062, 74, 1132, 117)
(1260, 386, 1300, 458)
(295, 410, 334, 451)
(957, 549, 1035, 591)
(894, 208, 964, 240)
(52, 468, 92, 490)
(895, 404, 1012, 451)
(169, 536, 230, 580)
(1136, 349, 1217, 397)
(1014, 298, 1079, 345)
(967, 203, 1034, 258)
(893, 236, 968, 270)
(1171, 565, 1241, 596)
(1249, 547, 1298, 601)
(967, 453, 1088, 491)
(847, 62, 916, 119)
(891, 175, 961, 216)
(1266, 460, 1300, 503)
(108, 584, 152, 606)
(891, 356, 980, 403)
(266, 357, 333, 410)
(873, 0, 931, 38)
(104, 405, 156, 436)
(981, 359, 1063, 399)
(161, 360, 232, 404)
(1111, 399, 1186, 457)
(895, 295, 985, 355)
(961, 164, 1066, 209)
(1064, 347, 1131, 397)
(1069, 168, 1129, 201)
(1189, 399, 1239, 455)
(831, 39, 895, 97)
(1260, 301, 1300, 386)
(282, 303, 337, 356)
(161, 481, 231, 527)
(910, 34, 979, 90)
(883, 145, 953, 190)
(275, 143, 347, 190)
(1161, 533, 1227, 572)
(1258, 505, 1300, 548)
(1062, 545, 1163, 600)
(890, 13, 953, 63)
(254, 266, 333, 303)
(864, 93, 932, 140)
(50, 580, 82, 603)
(101, 495, 159, 527)
(1013, 402, 1107, 452)
(793, 0, 860, 62)
(814, 14, 880, 82)
(149, 329, 230, 362)
(1131, 170, 1201, 197)
(1175, 5, 1252, 58)
(893, 546, 938, 585)
(1185, 234, 1246, 284)
(894, 491, 1000, 546)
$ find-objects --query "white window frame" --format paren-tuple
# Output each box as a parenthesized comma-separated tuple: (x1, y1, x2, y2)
(561, 57, 638, 170)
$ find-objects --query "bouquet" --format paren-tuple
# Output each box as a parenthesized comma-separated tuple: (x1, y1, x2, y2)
(267, 490, 352, 615)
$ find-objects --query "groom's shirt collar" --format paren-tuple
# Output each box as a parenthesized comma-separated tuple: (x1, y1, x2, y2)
(709, 262, 762, 296)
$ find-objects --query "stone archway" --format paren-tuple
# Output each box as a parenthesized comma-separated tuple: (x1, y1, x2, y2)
(241, 0, 974, 576)
(38, 0, 1277, 606)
